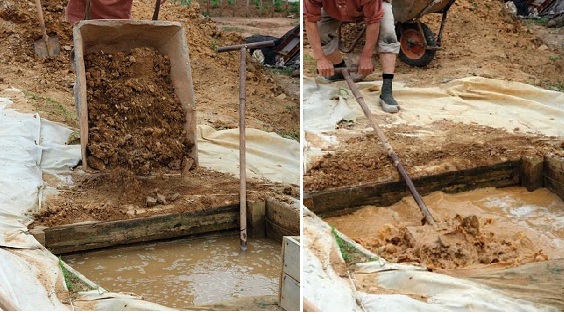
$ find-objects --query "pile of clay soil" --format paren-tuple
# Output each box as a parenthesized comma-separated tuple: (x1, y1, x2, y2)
(85, 47, 192, 174)
(304, 121, 564, 192)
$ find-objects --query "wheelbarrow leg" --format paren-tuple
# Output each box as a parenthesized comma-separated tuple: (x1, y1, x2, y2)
(436, 0, 456, 47)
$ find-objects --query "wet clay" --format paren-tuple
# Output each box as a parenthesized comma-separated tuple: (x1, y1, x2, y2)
(326, 187, 564, 270)
(85, 47, 192, 174)
(63, 235, 281, 309)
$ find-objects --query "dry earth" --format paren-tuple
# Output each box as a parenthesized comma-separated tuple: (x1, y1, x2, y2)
(0, 0, 299, 229)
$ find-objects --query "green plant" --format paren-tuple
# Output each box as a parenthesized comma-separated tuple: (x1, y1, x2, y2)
(23, 91, 77, 126)
(524, 17, 549, 26)
(332, 227, 355, 261)
(174, 0, 191, 5)
(210, 40, 218, 51)
(211, 0, 220, 9)
(547, 82, 563, 92)
(289, 1, 298, 13)
(58, 257, 95, 292)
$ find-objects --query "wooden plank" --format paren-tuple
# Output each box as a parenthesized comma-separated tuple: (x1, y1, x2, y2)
(266, 219, 295, 242)
(265, 198, 299, 235)
(521, 156, 544, 191)
(44, 204, 239, 254)
(545, 154, 564, 200)
(279, 273, 300, 311)
(305, 160, 521, 216)
(247, 200, 266, 238)
(282, 236, 300, 282)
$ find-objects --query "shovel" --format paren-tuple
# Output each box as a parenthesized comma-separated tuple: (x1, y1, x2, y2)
(34, 0, 61, 57)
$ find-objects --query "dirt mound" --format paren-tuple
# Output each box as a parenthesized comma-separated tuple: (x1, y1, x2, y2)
(304, 121, 564, 192)
(304, 0, 564, 89)
(85, 47, 192, 174)
(1, 0, 299, 138)
(358, 215, 547, 270)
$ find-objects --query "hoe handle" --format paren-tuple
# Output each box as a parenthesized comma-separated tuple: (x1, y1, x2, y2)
(342, 69, 437, 227)
(217, 40, 275, 53)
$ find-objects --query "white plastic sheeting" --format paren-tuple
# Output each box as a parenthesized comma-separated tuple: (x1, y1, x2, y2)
(304, 75, 564, 136)
(302, 207, 559, 311)
(0, 89, 299, 311)
(303, 76, 564, 173)
(197, 125, 300, 186)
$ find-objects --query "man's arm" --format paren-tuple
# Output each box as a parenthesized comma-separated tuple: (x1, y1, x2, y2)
(305, 20, 334, 77)
(359, 22, 380, 76)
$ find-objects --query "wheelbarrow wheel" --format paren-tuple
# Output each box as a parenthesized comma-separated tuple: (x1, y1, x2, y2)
(397, 23, 436, 67)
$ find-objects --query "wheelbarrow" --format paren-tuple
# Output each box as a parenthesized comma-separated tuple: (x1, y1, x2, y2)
(72, 19, 197, 171)
(393, 0, 457, 67)
(339, 0, 456, 67)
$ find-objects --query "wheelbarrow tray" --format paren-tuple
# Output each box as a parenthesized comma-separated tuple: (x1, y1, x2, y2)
(392, 0, 453, 23)
(72, 19, 197, 171)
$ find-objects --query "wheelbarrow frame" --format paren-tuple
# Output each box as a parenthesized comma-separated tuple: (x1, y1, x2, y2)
(338, 0, 457, 67)
(394, 0, 457, 66)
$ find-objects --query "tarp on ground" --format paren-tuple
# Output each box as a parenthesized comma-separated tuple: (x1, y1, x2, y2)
(0, 88, 300, 310)
(302, 207, 562, 311)
(303, 76, 564, 172)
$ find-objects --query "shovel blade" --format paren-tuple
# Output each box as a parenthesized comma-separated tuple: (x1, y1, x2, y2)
(34, 35, 61, 57)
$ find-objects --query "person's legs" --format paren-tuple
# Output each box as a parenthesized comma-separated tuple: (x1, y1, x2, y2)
(316, 10, 346, 82)
(377, 0, 400, 113)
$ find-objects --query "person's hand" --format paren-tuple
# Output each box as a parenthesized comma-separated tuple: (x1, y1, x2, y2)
(358, 54, 374, 76)
(317, 57, 334, 77)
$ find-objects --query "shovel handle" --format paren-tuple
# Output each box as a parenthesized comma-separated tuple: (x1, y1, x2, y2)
(84, 0, 92, 20)
(153, 0, 161, 20)
(34, 0, 49, 41)
(217, 40, 275, 53)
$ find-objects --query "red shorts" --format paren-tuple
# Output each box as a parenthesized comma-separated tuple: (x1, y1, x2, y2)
(65, 0, 133, 25)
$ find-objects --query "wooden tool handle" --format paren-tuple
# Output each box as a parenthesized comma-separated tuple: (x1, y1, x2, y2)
(34, 0, 49, 40)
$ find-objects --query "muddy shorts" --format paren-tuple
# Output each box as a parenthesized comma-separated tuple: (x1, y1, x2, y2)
(318, 1, 400, 55)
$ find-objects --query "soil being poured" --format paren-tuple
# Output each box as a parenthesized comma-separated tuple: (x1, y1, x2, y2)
(85, 47, 193, 174)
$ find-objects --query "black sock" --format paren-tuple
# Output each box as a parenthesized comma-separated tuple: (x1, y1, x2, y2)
(383, 73, 394, 80)
(334, 60, 346, 68)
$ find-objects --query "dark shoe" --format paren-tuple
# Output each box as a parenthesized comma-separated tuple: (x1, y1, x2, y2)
(379, 95, 399, 113)
(315, 72, 345, 84)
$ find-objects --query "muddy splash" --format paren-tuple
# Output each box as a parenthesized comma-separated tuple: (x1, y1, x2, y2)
(326, 187, 564, 270)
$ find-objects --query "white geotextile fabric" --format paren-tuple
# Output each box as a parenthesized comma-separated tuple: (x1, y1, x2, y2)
(197, 125, 300, 186)
(0, 89, 298, 310)
(304, 76, 564, 136)
(303, 207, 555, 312)
(303, 76, 564, 172)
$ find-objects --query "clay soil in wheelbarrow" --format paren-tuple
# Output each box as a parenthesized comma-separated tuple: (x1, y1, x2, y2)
(84, 47, 193, 174)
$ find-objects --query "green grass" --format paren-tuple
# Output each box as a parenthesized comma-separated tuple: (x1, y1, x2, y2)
(23, 91, 76, 126)
(524, 17, 550, 26)
(331, 226, 356, 261)
(221, 26, 246, 33)
(268, 67, 295, 76)
(547, 82, 563, 92)
(59, 257, 96, 293)
(173, 0, 191, 5)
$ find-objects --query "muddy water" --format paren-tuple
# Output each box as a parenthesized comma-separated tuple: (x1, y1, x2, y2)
(63, 235, 281, 309)
(326, 187, 564, 269)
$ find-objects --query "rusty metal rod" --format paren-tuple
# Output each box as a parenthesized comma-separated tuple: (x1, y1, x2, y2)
(342, 69, 437, 227)
(152, 0, 161, 20)
(216, 40, 275, 53)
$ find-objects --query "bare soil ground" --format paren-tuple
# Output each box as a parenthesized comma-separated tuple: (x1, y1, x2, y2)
(0, 1, 299, 230)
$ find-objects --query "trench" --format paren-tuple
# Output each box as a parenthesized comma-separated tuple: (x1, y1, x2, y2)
(325, 186, 564, 270)
(62, 234, 281, 309)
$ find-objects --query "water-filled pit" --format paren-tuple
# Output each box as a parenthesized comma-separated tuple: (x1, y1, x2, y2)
(326, 186, 564, 270)
(63, 235, 281, 309)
